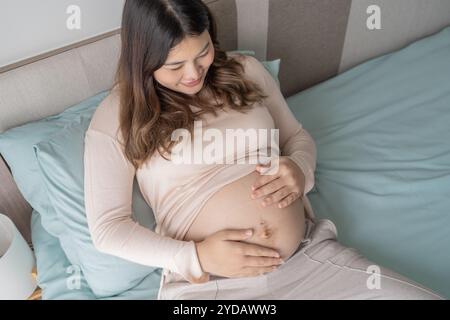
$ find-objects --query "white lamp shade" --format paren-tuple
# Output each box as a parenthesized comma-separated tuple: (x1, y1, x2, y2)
(0, 213, 37, 300)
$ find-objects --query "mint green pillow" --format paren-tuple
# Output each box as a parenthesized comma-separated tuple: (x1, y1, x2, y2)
(228, 50, 281, 87)
(31, 209, 162, 300)
(0, 91, 110, 237)
(33, 114, 159, 298)
(262, 59, 281, 87)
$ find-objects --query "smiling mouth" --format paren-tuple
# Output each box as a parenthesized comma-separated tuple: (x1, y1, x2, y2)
(185, 79, 200, 85)
(182, 74, 203, 86)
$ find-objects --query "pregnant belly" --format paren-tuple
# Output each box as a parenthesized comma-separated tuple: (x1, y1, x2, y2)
(183, 170, 306, 261)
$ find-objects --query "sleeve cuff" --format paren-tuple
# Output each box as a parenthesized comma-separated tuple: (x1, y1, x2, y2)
(172, 240, 210, 284)
(287, 153, 316, 196)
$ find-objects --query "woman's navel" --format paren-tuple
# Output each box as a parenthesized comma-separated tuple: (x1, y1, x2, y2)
(258, 219, 274, 239)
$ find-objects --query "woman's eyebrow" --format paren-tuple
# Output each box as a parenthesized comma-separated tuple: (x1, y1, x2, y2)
(165, 42, 210, 66)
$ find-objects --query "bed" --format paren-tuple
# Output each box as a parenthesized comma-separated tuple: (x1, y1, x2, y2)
(1, 0, 449, 299)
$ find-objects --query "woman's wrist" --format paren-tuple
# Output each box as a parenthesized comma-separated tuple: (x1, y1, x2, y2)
(194, 241, 210, 274)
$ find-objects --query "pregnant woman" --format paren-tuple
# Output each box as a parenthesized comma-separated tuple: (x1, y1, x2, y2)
(83, 0, 442, 300)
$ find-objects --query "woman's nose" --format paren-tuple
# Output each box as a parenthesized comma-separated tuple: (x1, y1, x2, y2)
(185, 64, 203, 80)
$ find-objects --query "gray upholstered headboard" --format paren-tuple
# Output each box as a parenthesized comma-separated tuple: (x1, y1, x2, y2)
(1, 0, 450, 244)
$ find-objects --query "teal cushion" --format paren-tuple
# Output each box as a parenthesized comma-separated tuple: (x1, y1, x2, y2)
(31, 210, 161, 300)
(33, 114, 159, 298)
(31, 210, 97, 299)
(228, 50, 281, 87)
(261, 59, 281, 87)
(286, 26, 450, 298)
(0, 91, 110, 237)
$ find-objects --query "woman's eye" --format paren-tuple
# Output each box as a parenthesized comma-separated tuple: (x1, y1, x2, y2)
(169, 51, 209, 71)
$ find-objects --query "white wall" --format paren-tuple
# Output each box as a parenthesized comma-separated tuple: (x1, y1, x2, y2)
(0, 0, 125, 67)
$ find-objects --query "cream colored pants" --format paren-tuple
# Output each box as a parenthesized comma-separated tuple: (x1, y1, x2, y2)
(158, 219, 444, 300)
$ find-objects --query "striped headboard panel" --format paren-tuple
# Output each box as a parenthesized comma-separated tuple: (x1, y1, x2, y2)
(228, 0, 450, 97)
(1, 0, 450, 243)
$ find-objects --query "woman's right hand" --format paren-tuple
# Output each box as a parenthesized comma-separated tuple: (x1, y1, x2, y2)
(195, 228, 284, 278)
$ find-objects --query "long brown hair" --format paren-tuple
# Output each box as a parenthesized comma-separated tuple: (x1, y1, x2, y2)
(113, 0, 268, 170)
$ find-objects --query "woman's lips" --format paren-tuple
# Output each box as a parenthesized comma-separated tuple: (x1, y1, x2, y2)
(182, 76, 202, 87)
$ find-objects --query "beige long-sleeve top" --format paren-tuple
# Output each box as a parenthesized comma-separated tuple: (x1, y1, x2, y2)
(83, 54, 317, 286)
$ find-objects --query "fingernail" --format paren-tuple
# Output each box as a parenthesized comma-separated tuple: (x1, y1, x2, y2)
(245, 230, 253, 236)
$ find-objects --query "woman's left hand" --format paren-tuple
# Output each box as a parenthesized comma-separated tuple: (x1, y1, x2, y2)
(251, 156, 305, 209)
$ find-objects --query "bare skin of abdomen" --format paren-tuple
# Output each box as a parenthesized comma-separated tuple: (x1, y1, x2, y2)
(184, 170, 306, 261)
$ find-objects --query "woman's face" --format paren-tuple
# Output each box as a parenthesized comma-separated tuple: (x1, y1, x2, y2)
(153, 30, 215, 95)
